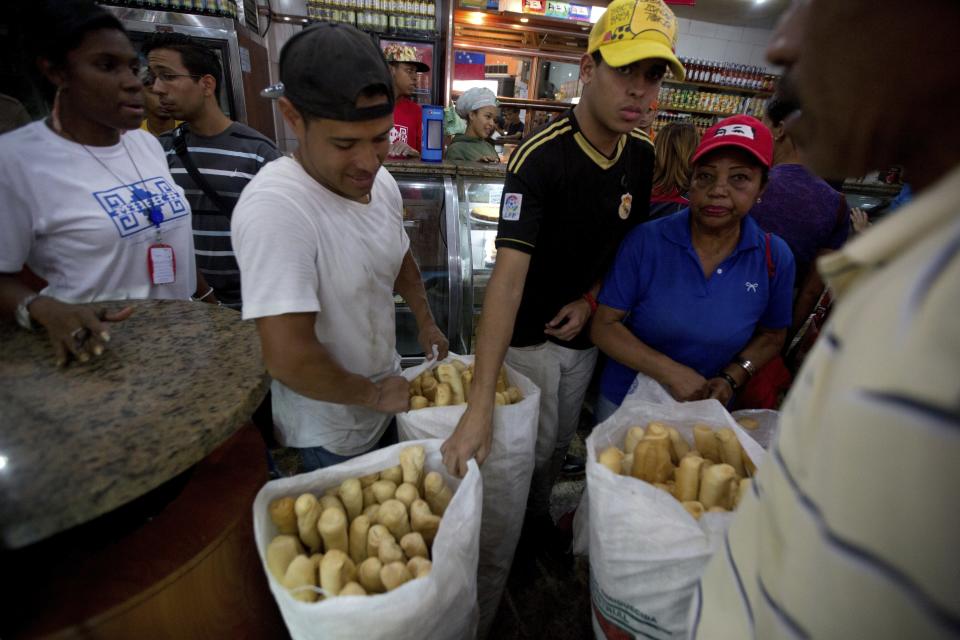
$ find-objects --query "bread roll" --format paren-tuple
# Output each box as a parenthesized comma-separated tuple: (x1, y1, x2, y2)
(380, 561, 413, 591)
(379, 499, 412, 539)
(699, 463, 737, 509)
(423, 471, 453, 516)
(394, 482, 420, 508)
(319, 549, 356, 597)
(631, 438, 672, 483)
(667, 427, 690, 464)
(674, 455, 705, 502)
(400, 531, 430, 560)
(348, 515, 371, 564)
(294, 493, 323, 553)
(410, 395, 429, 410)
(283, 554, 319, 602)
(372, 480, 398, 505)
(598, 446, 625, 474)
(339, 478, 363, 521)
(399, 445, 426, 487)
(317, 507, 349, 554)
(410, 499, 441, 544)
(624, 426, 646, 457)
(358, 557, 385, 593)
(339, 582, 367, 596)
(380, 465, 403, 484)
(693, 424, 722, 463)
(436, 364, 466, 404)
(407, 556, 432, 579)
(266, 534, 305, 581)
(269, 497, 298, 535)
(716, 428, 746, 476)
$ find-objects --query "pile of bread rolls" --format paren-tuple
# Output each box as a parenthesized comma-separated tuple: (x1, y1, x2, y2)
(408, 360, 523, 410)
(265, 445, 453, 601)
(596, 422, 755, 520)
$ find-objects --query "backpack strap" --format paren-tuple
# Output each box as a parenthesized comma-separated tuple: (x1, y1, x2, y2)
(172, 123, 232, 214)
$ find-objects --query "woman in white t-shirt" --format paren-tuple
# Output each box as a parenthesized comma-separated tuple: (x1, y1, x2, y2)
(0, 1, 206, 366)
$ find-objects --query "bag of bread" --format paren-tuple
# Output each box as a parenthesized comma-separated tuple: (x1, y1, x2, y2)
(253, 439, 483, 640)
(396, 354, 540, 640)
(580, 390, 764, 639)
(730, 408, 780, 449)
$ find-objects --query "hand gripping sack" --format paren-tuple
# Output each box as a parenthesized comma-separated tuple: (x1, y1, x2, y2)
(396, 354, 540, 640)
(253, 439, 483, 640)
(585, 394, 764, 639)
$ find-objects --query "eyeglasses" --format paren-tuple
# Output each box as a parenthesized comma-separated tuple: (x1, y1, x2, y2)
(141, 69, 202, 86)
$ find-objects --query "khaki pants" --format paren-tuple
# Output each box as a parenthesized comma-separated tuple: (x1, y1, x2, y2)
(506, 341, 598, 518)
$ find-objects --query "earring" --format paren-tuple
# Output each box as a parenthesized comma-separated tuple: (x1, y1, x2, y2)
(756, 197, 762, 204)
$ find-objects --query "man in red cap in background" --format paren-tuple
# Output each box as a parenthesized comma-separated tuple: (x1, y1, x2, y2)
(384, 44, 429, 159)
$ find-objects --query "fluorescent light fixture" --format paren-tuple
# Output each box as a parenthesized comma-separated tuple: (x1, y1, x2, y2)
(520, 17, 529, 23)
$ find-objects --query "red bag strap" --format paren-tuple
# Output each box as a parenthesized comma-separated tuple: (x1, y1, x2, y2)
(765, 232, 775, 279)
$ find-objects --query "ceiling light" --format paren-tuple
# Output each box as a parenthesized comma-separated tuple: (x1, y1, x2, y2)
(467, 11, 486, 25)
(520, 17, 529, 23)
(283, 16, 290, 20)
(754, 0, 767, 4)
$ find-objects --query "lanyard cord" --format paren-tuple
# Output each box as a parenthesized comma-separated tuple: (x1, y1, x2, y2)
(63, 127, 165, 229)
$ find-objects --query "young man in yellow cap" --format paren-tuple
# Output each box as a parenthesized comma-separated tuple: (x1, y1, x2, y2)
(441, 0, 685, 551)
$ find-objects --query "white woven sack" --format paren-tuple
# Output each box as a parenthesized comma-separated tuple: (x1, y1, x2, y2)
(253, 439, 482, 640)
(583, 381, 764, 639)
(396, 354, 540, 639)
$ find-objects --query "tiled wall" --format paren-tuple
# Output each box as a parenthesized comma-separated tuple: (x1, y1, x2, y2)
(674, 18, 778, 72)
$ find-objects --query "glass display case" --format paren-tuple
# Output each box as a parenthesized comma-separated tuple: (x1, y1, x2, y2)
(458, 176, 505, 353)
(394, 172, 464, 365)
(390, 163, 507, 363)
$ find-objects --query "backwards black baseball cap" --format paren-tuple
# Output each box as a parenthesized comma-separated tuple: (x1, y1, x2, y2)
(261, 23, 394, 122)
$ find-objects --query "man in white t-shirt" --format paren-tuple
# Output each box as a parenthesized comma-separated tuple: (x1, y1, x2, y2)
(232, 23, 448, 470)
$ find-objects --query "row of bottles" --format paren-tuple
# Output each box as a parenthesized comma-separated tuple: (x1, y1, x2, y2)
(667, 57, 778, 93)
(98, 0, 239, 18)
(659, 86, 765, 118)
(651, 112, 715, 139)
(306, 0, 436, 32)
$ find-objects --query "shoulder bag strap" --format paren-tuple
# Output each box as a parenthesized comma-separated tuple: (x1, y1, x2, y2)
(172, 123, 232, 214)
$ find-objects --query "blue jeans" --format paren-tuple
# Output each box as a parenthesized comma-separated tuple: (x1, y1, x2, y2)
(594, 393, 620, 425)
(298, 419, 398, 472)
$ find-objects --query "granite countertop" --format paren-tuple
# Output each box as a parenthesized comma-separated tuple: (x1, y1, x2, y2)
(0, 300, 269, 549)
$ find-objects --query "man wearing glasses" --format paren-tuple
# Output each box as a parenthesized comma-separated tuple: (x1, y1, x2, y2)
(142, 33, 280, 311)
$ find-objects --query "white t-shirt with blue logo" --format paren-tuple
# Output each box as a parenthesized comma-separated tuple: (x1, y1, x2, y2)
(0, 122, 195, 302)
(598, 209, 795, 405)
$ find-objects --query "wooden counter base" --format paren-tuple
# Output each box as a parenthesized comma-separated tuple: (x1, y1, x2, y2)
(1, 425, 285, 639)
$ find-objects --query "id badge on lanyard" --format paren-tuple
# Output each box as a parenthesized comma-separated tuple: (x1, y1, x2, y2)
(145, 202, 176, 285)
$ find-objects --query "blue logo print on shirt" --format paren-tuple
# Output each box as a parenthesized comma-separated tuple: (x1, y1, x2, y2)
(93, 177, 188, 237)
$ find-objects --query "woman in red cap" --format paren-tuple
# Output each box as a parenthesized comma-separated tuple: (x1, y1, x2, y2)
(590, 115, 796, 418)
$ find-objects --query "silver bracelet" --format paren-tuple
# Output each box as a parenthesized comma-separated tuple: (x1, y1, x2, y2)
(194, 287, 214, 301)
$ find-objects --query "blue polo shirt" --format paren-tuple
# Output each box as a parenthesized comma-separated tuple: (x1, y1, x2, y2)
(598, 209, 795, 405)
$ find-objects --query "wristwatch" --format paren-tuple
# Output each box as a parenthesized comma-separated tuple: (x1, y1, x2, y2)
(735, 357, 757, 378)
(15, 293, 40, 331)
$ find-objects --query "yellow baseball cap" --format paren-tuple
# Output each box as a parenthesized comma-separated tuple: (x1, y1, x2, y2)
(588, 0, 685, 81)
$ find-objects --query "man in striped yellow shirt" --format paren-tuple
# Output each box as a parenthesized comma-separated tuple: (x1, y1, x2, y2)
(693, 1, 960, 637)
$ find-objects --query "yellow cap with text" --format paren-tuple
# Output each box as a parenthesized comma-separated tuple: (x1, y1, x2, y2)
(588, 0, 685, 80)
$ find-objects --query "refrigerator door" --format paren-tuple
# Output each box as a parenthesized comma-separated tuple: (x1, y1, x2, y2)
(103, 7, 246, 123)
(457, 175, 506, 353)
(395, 174, 463, 366)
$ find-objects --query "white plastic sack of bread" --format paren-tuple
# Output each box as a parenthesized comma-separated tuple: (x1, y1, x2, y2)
(253, 439, 483, 640)
(572, 372, 671, 556)
(584, 396, 764, 640)
(396, 354, 540, 640)
(730, 408, 779, 449)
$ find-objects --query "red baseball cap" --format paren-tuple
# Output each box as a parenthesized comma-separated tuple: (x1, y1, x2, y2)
(690, 115, 773, 168)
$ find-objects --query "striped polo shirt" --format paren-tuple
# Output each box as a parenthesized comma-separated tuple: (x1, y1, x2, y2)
(692, 165, 960, 639)
(160, 122, 281, 309)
